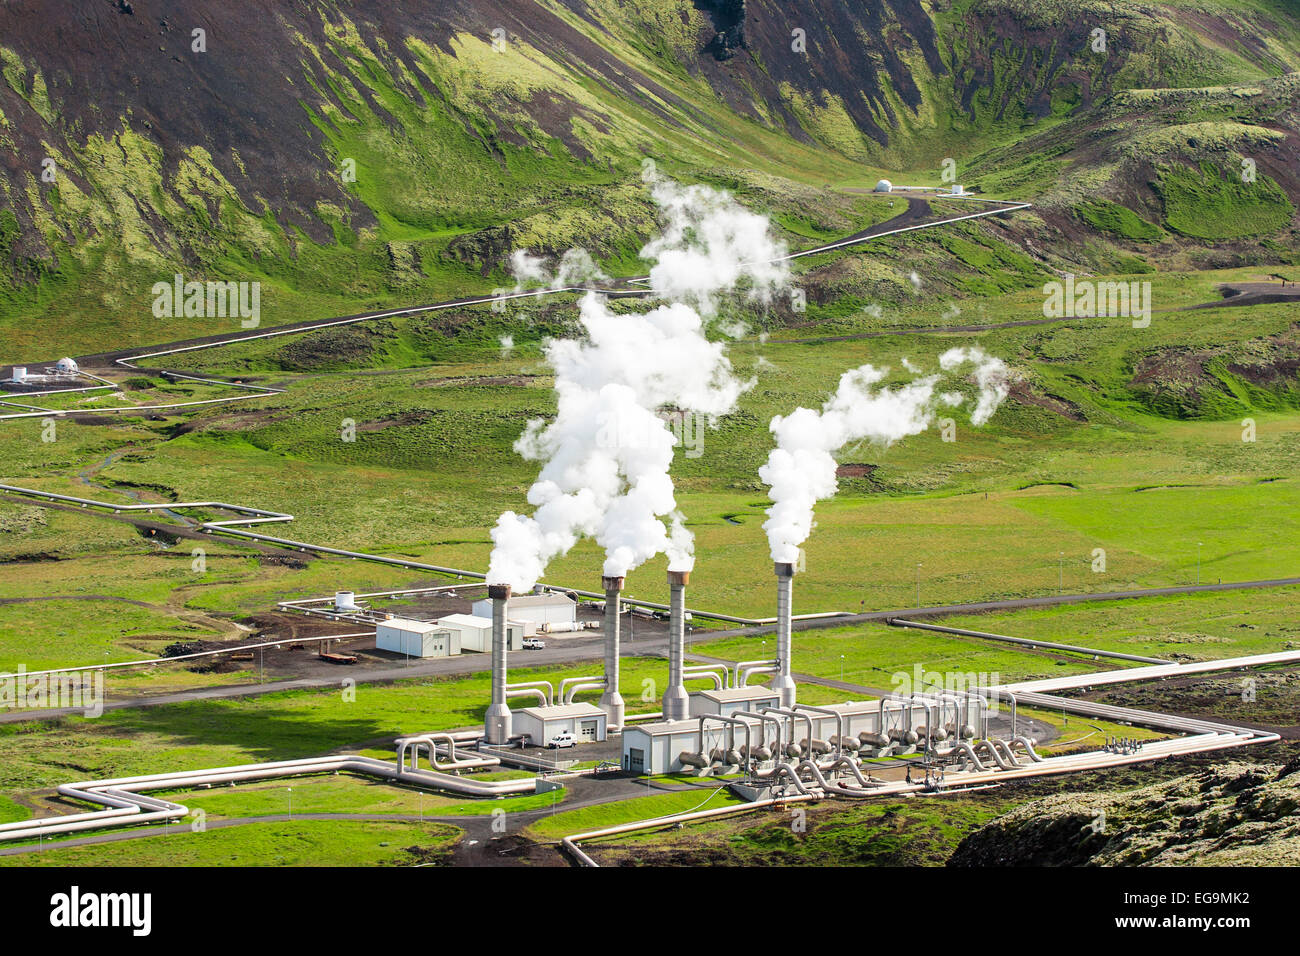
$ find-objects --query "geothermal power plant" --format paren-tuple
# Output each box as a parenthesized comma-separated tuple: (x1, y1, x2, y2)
(475, 561, 998, 785)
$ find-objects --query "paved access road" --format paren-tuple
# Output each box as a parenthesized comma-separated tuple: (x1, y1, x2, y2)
(5, 573, 1299, 723)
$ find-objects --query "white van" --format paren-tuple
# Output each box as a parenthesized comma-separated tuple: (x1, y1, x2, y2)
(547, 730, 576, 749)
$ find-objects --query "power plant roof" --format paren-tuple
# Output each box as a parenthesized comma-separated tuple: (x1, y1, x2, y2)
(697, 686, 780, 702)
(515, 702, 606, 719)
(437, 613, 492, 629)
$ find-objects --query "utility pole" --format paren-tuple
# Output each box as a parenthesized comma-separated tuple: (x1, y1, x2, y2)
(916, 563, 922, 607)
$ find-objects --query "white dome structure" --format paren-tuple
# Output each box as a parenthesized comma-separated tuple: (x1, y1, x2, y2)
(873, 179, 893, 193)
(56, 357, 79, 373)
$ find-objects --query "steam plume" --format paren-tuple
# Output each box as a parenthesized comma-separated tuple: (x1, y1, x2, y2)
(487, 179, 788, 589)
(760, 347, 1010, 564)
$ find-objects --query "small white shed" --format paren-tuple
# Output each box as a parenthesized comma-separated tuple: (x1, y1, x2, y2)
(437, 613, 524, 652)
(514, 703, 607, 747)
(375, 618, 459, 658)
(472, 592, 575, 626)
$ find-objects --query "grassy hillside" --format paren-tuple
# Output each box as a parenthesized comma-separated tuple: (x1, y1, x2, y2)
(2, 1, 1300, 356)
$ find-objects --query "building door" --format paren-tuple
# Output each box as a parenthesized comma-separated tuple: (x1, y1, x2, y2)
(580, 720, 597, 741)
(628, 748, 644, 773)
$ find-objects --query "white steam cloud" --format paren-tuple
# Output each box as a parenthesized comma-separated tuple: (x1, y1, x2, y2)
(486, 178, 789, 589)
(760, 347, 1010, 564)
(509, 247, 610, 291)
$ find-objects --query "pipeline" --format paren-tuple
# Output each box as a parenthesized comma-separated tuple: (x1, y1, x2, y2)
(1010, 736, 1043, 762)
(682, 664, 728, 690)
(734, 659, 779, 687)
(889, 618, 1172, 665)
(734, 710, 787, 767)
(698, 714, 753, 769)
(973, 739, 1017, 770)
(794, 702, 848, 757)
(506, 680, 556, 706)
(395, 734, 500, 772)
(762, 706, 823, 759)
(563, 680, 608, 705)
(952, 741, 988, 772)
(0, 753, 536, 843)
(505, 687, 548, 707)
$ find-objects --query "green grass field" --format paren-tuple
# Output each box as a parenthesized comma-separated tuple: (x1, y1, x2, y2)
(0, 820, 460, 867)
(524, 785, 745, 842)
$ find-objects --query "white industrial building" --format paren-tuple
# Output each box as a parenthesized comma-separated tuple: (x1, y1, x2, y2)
(437, 613, 524, 652)
(622, 718, 753, 775)
(375, 618, 459, 658)
(513, 702, 607, 747)
(688, 686, 779, 718)
(472, 591, 575, 627)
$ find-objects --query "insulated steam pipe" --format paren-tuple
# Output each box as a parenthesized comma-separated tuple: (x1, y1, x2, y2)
(682, 664, 728, 690)
(763, 706, 816, 759)
(734, 710, 787, 763)
(0, 754, 537, 842)
(558, 675, 603, 701)
(505, 688, 548, 707)
(563, 681, 608, 704)
(794, 703, 847, 757)
(697, 715, 752, 767)
(505, 680, 555, 706)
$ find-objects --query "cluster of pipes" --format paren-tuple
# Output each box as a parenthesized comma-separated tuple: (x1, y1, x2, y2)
(676, 701, 1042, 788)
(677, 692, 992, 769)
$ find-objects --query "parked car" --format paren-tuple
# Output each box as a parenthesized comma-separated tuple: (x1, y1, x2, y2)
(522, 637, 546, 650)
(546, 730, 576, 749)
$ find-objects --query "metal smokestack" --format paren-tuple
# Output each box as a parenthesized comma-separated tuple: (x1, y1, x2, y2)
(599, 575, 626, 730)
(772, 562, 796, 707)
(662, 570, 690, 721)
(484, 584, 512, 744)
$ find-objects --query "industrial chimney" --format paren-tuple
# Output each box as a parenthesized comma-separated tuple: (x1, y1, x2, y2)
(484, 584, 512, 744)
(772, 562, 796, 707)
(599, 575, 625, 729)
(662, 570, 690, 721)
